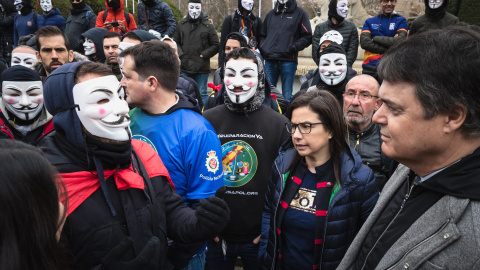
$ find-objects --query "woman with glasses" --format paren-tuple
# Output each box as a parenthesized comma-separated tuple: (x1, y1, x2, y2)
(259, 90, 379, 270)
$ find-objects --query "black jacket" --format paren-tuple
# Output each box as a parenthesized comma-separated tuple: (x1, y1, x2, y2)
(174, 13, 219, 74)
(0, 0, 16, 63)
(64, 4, 97, 53)
(311, 19, 358, 66)
(137, 0, 176, 37)
(260, 0, 312, 62)
(39, 133, 205, 270)
(259, 139, 379, 270)
(177, 75, 203, 109)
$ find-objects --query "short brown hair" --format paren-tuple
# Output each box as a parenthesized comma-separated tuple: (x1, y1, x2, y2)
(74, 62, 114, 84)
(35, 26, 70, 51)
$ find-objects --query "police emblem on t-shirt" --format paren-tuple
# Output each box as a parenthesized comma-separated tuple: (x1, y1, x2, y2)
(221, 140, 258, 187)
(205, 150, 220, 174)
(132, 135, 158, 153)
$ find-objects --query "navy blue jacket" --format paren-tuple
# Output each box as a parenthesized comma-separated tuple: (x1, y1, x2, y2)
(37, 8, 65, 31)
(137, 0, 175, 37)
(259, 139, 379, 270)
(260, 0, 312, 62)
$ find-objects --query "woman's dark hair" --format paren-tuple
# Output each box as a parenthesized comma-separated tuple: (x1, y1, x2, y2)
(286, 90, 348, 183)
(0, 140, 68, 270)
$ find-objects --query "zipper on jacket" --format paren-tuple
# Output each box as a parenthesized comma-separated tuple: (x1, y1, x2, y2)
(359, 178, 414, 270)
(385, 218, 450, 270)
(270, 161, 284, 270)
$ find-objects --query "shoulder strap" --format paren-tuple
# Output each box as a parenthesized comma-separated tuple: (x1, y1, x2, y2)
(85, 10, 92, 27)
(33, 12, 37, 26)
(102, 9, 107, 22)
(124, 11, 130, 26)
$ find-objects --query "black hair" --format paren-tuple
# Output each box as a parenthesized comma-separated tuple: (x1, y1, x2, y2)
(286, 90, 347, 184)
(74, 62, 115, 84)
(0, 140, 68, 270)
(103, 32, 122, 41)
(224, 47, 258, 65)
(119, 40, 179, 92)
(121, 31, 141, 42)
(378, 24, 480, 137)
(35, 25, 70, 51)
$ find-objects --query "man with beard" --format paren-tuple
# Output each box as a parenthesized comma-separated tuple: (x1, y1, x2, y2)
(95, 0, 137, 34)
(409, 0, 458, 36)
(137, 0, 175, 38)
(64, 0, 97, 54)
(360, 0, 407, 79)
(39, 61, 230, 270)
(343, 74, 396, 190)
(35, 26, 74, 83)
(0, 65, 53, 144)
(13, 0, 38, 46)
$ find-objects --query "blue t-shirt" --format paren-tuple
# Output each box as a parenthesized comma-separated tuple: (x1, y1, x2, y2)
(130, 107, 224, 205)
(281, 160, 334, 270)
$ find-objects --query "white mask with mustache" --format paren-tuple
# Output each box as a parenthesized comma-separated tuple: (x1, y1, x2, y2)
(11, 53, 38, 70)
(224, 59, 258, 104)
(83, 38, 96, 56)
(40, 0, 52, 12)
(319, 53, 347, 86)
(336, 0, 348, 18)
(73, 75, 131, 141)
(188, 3, 201, 19)
(428, 0, 443, 9)
(2, 81, 44, 121)
(241, 0, 254, 11)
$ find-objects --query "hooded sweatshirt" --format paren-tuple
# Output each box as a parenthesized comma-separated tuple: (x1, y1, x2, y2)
(82, 27, 110, 63)
(409, 0, 459, 36)
(37, 7, 65, 31)
(95, 0, 137, 33)
(202, 50, 290, 242)
(129, 91, 224, 205)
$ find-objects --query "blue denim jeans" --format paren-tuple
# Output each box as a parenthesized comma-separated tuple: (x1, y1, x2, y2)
(180, 250, 206, 270)
(264, 60, 298, 102)
(181, 72, 209, 102)
(205, 239, 260, 270)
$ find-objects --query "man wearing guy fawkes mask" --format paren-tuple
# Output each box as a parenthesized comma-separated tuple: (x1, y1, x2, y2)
(38, 61, 230, 270)
(203, 48, 289, 270)
(0, 65, 53, 144)
(37, 0, 66, 30)
(13, 0, 38, 46)
(293, 43, 348, 105)
(218, 0, 263, 68)
(409, 0, 459, 36)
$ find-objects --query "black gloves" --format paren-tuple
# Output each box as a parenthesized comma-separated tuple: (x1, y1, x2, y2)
(101, 236, 161, 270)
(195, 187, 230, 240)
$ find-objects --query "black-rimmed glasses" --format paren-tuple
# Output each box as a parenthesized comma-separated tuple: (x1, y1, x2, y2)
(285, 122, 324, 134)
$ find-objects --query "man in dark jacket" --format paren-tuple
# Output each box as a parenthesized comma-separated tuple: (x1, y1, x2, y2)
(260, 0, 312, 102)
(343, 74, 395, 190)
(203, 48, 289, 270)
(174, 0, 219, 102)
(64, 0, 97, 54)
(39, 61, 230, 270)
(360, 0, 407, 78)
(218, 0, 262, 68)
(137, 0, 175, 38)
(37, 0, 65, 31)
(0, 0, 17, 65)
(312, 0, 358, 66)
(409, 0, 458, 36)
(13, 0, 38, 46)
(0, 65, 53, 144)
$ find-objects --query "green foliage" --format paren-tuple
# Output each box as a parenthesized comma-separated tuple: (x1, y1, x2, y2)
(447, 0, 460, 15)
(456, 0, 480, 26)
(164, 0, 183, 22)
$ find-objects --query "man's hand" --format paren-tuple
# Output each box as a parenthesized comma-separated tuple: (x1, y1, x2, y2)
(195, 196, 230, 240)
(200, 54, 203, 58)
(252, 235, 260, 245)
(101, 237, 161, 270)
(104, 22, 113, 30)
(118, 20, 127, 33)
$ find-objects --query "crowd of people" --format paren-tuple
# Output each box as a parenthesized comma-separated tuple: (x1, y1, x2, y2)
(1, 0, 479, 269)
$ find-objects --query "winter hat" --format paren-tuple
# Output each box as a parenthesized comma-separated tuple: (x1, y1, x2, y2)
(0, 65, 41, 94)
(81, 28, 109, 63)
(328, 0, 345, 23)
(130, 30, 159, 42)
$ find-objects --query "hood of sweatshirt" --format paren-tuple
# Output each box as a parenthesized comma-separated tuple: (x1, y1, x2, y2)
(81, 28, 109, 63)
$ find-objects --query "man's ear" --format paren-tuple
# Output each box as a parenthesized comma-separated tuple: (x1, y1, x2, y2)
(443, 103, 467, 134)
(35, 51, 43, 63)
(374, 98, 383, 111)
(68, 50, 74, 62)
(147, 75, 158, 91)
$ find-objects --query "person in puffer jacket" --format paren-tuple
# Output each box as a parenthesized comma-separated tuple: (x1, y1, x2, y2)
(259, 90, 378, 270)
(37, 0, 65, 31)
(312, 0, 358, 66)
